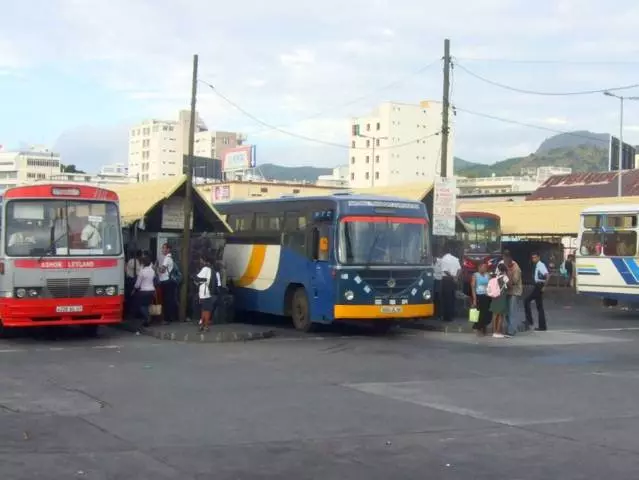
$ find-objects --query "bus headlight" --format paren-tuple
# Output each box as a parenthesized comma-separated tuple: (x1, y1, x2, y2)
(345, 290, 355, 301)
(105, 286, 117, 296)
(422, 290, 432, 300)
(95, 287, 105, 296)
(15, 288, 26, 298)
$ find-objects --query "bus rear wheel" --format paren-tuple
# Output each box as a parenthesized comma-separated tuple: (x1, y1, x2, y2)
(291, 288, 313, 332)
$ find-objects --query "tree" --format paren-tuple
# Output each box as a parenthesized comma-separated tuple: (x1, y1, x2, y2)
(61, 164, 86, 174)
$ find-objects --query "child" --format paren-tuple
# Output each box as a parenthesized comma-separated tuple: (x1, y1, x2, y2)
(489, 263, 510, 338)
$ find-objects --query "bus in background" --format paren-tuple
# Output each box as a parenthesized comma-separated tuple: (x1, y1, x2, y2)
(456, 211, 502, 293)
(216, 194, 433, 332)
(576, 205, 639, 306)
(0, 184, 124, 336)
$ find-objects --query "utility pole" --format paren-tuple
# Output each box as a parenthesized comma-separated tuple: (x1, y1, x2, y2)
(440, 38, 451, 178)
(179, 54, 198, 323)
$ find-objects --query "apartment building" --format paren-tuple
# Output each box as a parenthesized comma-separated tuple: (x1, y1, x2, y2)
(128, 110, 245, 183)
(0, 146, 61, 190)
(349, 101, 453, 188)
(457, 166, 574, 198)
(317, 165, 349, 187)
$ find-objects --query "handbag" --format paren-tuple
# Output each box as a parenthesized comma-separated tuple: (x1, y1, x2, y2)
(149, 292, 162, 316)
(468, 307, 479, 323)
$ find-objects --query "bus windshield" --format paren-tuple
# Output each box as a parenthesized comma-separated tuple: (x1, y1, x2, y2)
(338, 216, 428, 265)
(457, 215, 500, 254)
(5, 199, 122, 257)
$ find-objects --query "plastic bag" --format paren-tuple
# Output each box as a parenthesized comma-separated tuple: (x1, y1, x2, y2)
(468, 307, 479, 323)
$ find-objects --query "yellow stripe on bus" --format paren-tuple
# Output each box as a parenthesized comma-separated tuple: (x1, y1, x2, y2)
(236, 245, 267, 287)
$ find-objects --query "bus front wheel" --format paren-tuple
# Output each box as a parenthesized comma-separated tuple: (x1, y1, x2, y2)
(291, 288, 313, 332)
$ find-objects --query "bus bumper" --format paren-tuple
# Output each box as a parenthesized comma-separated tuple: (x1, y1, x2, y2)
(333, 303, 434, 320)
(0, 296, 124, 327)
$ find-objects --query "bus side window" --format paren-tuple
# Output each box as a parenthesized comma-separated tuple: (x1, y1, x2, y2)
(283, 211, 307, 256)
(309, 225, 330, 262)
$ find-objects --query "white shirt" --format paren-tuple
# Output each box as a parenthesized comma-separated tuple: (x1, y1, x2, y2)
(8, 232, 35, 247)
(81, 224, 101, 248)
(534, 261, 549, 284)
(135, 266, 156, 292)
(126, 258, 142, 279)
(433, 257, 443, 280)
(159, 253, 174, 282)
(440, 253, 461, 277)
(197, 266, 221, 299)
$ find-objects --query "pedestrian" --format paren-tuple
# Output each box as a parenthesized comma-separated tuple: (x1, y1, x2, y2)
(124, 250, 142, 316)
(502, 250, 523, 336)
(470, 262, 491, 336)
(433, 250, 443, 320)
(489, 263, 509, 338)
(195, 255, 222, 332)
(565, 254, 575, 288)
(439, 245, 461, 323)
(158, 243, 179, 325)
(524, 252, 549, 331)
(133, 254, 156, 327)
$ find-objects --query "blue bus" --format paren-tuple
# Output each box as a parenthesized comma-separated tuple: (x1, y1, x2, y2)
(216, 193, 434, 332)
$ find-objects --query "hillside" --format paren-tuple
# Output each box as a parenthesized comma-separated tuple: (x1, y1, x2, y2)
(455, 131, 610, 178)
(258, 163, 333, 182)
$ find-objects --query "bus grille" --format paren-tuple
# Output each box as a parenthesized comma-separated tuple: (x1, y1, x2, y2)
(46, 278, 91, 298)
(358, 270, 422, 297)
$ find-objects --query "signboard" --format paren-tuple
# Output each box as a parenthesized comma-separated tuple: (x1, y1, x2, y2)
(213, 185, 230, 202)
(608, 135, 636, 171)
(222, 145, 256, 172)
(161, 196, 193, 230)
(433, 176, 457, 237)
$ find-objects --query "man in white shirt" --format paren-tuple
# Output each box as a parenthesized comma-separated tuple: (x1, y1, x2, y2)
(81, 222, 102, 248)
(439, 245, 462, 323)
(433, 252, 444, 320)
(524, 252, 549, 331)
(158, 243, 178, 324)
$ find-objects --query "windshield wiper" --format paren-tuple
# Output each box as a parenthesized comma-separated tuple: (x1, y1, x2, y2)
(38, 227, 67, 263)
(365, 231, 383, 267)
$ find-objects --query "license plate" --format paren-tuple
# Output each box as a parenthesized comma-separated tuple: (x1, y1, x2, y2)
(56, 306, 83, 313)
(380, 306, 402, 314)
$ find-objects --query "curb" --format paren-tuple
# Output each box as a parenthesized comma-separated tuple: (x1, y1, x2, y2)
(403, 321, 474, 334)
(110, 322, 277, 343)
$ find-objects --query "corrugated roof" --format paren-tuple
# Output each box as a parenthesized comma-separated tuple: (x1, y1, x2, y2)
(353, 181, 433, 202)
(111, 176, 230, 231)
(459, 195, 639, 235)
(527, 170, 639, 200)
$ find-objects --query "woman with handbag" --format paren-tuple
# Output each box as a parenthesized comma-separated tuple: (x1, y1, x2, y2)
(470, 262, 492, 336)
(134, 254, 157, 327)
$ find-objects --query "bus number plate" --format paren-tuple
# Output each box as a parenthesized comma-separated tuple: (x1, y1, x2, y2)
(56, 306, 83, 313)
(380, 306, 402, 314)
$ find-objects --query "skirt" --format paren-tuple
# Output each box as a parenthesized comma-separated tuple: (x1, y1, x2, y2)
(490, 294, 509, 315)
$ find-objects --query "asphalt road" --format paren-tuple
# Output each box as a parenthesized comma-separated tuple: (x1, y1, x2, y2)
(3, 299, 639, 479)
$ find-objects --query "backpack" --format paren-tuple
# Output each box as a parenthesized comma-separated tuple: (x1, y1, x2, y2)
(207, 267, 219, 296)
(169, 260, 183, 285)
(487, 276, 502, 298)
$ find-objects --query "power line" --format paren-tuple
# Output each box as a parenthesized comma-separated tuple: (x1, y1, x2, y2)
(454, 57, 639, 66)
(201, 80, 441, 150)
(453, 105, 610, 144)
(241, 58, 442, 136)
(454, 61, 639, 96)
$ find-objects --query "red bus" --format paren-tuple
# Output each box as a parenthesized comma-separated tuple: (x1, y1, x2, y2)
(0, 184, 124, 335)
(457, 211, 502, 293)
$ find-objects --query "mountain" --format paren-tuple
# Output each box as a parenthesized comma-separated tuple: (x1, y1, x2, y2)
(258, 163, 333, 182)
(455, 131, 610, 178)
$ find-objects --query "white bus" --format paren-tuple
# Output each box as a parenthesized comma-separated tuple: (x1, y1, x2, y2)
(577, 204, 639, 306)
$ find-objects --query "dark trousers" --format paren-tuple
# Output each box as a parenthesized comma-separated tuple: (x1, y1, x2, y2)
(524, 283, 547, 330)
(474, 294, 492, 332)
(440, 277, 457, 322)
(433, 279, 442, 318)
(136, 290, 155, 325)
(160, 281, 178, 323)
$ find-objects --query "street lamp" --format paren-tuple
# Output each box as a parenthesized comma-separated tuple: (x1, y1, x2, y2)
(603, 91, 639, 197)
(357, 133, 388, 187)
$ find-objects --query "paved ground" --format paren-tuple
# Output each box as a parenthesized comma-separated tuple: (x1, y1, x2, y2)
(2, 295, 639, 479)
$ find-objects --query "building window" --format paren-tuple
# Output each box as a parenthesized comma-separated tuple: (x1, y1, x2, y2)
(365, 172, 370, 180)
(223, 137, 230, 145)
(292, 188, 300, 194)
(260, 187, 268, 193)
(351, 157, 355, 164)
(376, 139, 380, 147)
(375, 155, 379, 163)
(365, 156, 370, 164)
(351, 140, 356, 148)
(350, 173, 354, 180)
(376, 122, 380, 131)
(366, 140, 370, 148)
(143, 128, 150, 136)
(366, 123, 370, 131)
(375, 172, 379, 180)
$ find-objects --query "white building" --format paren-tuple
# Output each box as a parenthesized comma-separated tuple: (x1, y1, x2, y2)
(128, 110, 245, 183)
(47, 171, 135, 187)
(100, 162, 128, 176)
(456, 166, 573, 198)
(0, 146, 61, 190)
(349, 101, 453, 188)
(317, 165, 349, 187)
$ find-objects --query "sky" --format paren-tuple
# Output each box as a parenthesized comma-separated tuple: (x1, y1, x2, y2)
(1, 0, 639, 173)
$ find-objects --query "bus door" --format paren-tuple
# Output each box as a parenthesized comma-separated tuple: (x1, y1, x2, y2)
(308, 223, 333, 322)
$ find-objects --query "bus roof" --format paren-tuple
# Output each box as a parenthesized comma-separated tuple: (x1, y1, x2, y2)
(216, 192, 425, 207)
(2, 183, 119, 201)
(581, 204, 639, 215)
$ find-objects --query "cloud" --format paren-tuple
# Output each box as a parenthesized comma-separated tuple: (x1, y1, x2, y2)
(543, 117, 569, 126)
(279, 49, 315, 67)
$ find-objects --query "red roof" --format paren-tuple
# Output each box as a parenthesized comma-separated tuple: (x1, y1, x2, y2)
(527, 170, 639, 200)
